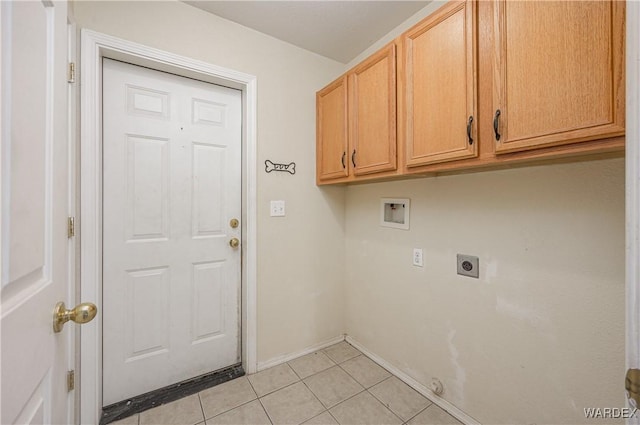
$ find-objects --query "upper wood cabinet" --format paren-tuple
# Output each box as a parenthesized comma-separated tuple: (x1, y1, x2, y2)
(492, 0, 625, 154)
(317, 76, 349, 181)
(404, 1, 477, 167)
(349, 44, 397, 176)
(315, 0, 625, 186)
(316, 43, 397, 183)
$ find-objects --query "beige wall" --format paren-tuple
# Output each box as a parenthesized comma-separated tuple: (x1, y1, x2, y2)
(340, 4, 625, 423)
(72, 1, 347, 365)
(345, 1, 444, 69)
(344, 158, 625, 424)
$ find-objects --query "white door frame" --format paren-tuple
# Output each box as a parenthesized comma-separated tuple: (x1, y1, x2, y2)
(67, 20, 80, 425)
(628, 3, 640, 423)
(79, 30, 258, 424)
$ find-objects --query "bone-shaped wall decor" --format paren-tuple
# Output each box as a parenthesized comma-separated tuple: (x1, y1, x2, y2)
(265, 160, 295, 175)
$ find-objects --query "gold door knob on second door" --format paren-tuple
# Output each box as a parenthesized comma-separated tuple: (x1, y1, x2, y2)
(53, 302, 98, 333)
(229, 238, 240, 248)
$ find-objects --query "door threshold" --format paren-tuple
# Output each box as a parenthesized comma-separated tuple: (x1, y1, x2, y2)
(100, 364, 244, 424)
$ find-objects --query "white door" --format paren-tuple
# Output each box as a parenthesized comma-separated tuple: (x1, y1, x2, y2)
(1, 1, 73, 424)
(102, 59, 242, 405)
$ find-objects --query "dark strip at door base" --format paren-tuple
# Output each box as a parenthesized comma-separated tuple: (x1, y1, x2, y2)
(100, 363, 245, 425)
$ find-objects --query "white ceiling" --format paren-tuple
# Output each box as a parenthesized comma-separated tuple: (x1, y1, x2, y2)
(184, 1, 430, 63)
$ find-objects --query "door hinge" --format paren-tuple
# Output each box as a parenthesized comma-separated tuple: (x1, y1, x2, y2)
(68, 62, 76, 83)
(67, 217, 75, 238)
(67, 370, 75, 392)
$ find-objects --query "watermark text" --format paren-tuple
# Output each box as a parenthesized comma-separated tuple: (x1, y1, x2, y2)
(584, 407, 638, 419)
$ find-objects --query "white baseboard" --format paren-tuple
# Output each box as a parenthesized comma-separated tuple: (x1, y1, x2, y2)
(256, 334, 346, 372)
(254, 333, 479, 424)
(345, 336, 480, 425)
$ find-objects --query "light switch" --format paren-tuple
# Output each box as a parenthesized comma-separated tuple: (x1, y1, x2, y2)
(270, 200, 285, 217)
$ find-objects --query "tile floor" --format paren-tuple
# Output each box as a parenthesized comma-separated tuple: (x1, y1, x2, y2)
(112, 342, 462, 425)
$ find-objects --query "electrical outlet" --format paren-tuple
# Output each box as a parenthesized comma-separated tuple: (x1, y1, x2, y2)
(457, 254, 479, 278)
(413, 248, 423, 267)
(270, 200, 285, 217)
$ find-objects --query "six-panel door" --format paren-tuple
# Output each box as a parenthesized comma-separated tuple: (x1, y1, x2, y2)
(102, 59, 242, 405)
(1, 1, 72, 424)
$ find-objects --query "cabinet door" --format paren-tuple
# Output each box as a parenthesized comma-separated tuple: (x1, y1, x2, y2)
(405, 1, 477, 167)
(493, 1, 625, 154)
(317, 76, 349, 181)
(350, 44, 397, 176)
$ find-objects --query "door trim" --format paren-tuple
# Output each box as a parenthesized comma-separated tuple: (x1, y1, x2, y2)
(79, 30, 258, 424)
(627, 2, 640, 421)
(67, 20, 80, 425)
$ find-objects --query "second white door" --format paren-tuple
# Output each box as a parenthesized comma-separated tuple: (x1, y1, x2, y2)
(102, 59, 242, 405)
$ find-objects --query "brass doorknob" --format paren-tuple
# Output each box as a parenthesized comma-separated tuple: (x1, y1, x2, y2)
(229, 237, 240, 248)
(53, 302, 97, 333)
(627, 369, 640, 407)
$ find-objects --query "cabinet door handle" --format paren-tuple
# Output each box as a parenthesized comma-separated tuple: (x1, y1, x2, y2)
(351, 150, 356, 168)
(467, 116, 474, 145)
(341, 152, 346, 169)
(493, 109, 501, 141)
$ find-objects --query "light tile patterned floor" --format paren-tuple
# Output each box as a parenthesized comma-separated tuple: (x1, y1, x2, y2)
(112, 342, 462, 425)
